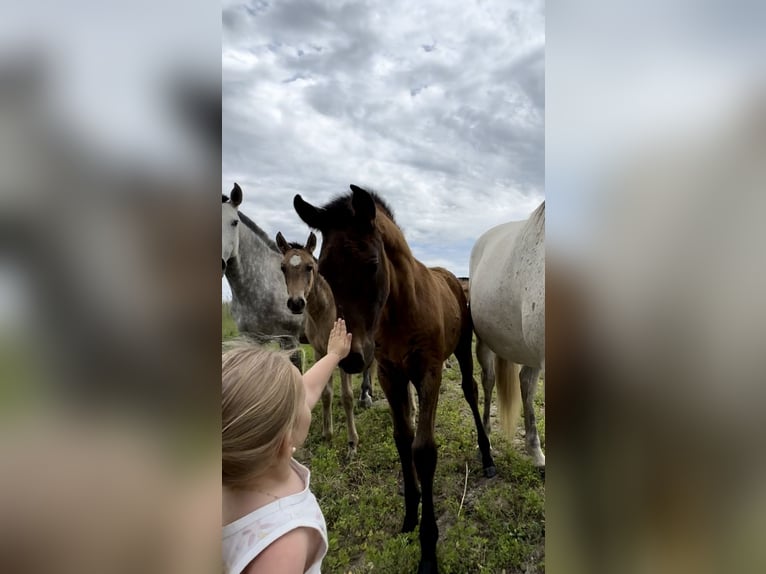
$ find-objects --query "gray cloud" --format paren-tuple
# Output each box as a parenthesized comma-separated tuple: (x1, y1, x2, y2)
(223, 0, 545, 298)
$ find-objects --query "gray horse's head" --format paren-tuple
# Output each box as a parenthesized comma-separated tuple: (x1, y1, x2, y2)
(222, 183, 242, 275)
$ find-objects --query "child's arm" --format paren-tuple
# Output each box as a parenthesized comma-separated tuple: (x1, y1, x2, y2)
(243, 527, 317, 573)
(303, 319, 352, 409)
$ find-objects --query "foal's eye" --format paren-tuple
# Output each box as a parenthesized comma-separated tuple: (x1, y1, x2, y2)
(231, 220, 238, 227)
(305, 265, 313, 273)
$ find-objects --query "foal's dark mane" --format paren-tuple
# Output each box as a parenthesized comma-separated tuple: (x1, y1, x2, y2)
(321, 190, 396, 226)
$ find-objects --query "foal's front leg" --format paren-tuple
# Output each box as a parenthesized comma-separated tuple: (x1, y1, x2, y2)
(315, 350, 334, 442)
(412, 367, 442, 574)
(377, 361, 419, 531)
(340, 370, 359, 457)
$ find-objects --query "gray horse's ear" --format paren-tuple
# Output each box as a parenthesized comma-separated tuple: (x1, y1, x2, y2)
(306, 232, 317, 254)
(350, 184, 375, 225)
(275, 232, 290, 254)
(294, 195, 324, 229)
(231, 183, 243, 207)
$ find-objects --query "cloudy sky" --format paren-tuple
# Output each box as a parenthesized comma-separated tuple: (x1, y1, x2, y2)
(222, 0, 545, 299)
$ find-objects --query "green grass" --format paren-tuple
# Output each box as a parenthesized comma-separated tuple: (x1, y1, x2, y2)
(223, 320, 545, 573)
(222, 302, 239, 341)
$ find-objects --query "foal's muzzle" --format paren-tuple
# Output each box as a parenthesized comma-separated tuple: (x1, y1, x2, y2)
(340, 352, 365, 374)
(287, 297, 306, 314)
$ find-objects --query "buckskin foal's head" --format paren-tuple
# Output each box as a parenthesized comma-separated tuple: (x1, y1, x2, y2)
(275, 231, 318, 315)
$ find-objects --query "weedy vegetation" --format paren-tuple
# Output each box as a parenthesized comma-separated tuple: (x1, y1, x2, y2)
(222, 308, 545, 573)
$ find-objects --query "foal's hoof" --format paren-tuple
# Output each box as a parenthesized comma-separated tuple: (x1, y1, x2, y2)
(346, 443, 357, 460)
(359, 393, 373, 408)
(418, 559, 439, 574)
(484, 465, 497, 478)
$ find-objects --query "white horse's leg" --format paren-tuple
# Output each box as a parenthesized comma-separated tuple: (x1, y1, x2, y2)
(340, 370, 358, 457)
(520, 366, 545, 468)
(476, 336, 495, 433)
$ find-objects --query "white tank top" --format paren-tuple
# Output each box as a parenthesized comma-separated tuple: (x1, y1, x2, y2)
(223, 459, 328, 574)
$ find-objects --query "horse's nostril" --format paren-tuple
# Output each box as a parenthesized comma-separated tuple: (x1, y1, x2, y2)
(287, 298, 305, 314)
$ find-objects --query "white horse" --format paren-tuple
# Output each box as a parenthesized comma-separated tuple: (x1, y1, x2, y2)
(222, 183, 304, 369)
(469, 201, 545, 468)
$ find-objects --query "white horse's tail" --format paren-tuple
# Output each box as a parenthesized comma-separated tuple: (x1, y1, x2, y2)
(495, 356, 522, 439)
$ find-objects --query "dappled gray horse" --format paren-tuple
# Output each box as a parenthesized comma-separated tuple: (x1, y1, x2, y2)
(469, 201, 545, 467)
(222, 183, 304, 369)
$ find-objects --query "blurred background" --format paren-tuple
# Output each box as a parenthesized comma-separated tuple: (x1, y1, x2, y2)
(2, 0, 765, 573)
(0, 2, 221, 573)
(547, 1, 766, 573)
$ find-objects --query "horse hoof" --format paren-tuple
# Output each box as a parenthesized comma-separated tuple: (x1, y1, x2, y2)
(359, 394, 373, 408)
(417, 559, 438, 574)
(346, 443, 357, 460)
(484, 465, 497, 478)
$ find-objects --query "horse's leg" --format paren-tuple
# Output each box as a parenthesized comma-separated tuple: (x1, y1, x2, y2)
(412, 368, 441, 574)
(281, 336, 303, 373)
(359, 362, 374, 408)
(314, 350, 333, 442)
(476, 336, 495, 433)
(340, 370, 358, 457)
(456, 329, 497, 477)
(520, 366, 545, 468)
(378, 361, 420, 532)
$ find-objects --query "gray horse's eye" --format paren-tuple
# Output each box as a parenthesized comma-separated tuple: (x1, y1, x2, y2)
(231, 220, 238, 227)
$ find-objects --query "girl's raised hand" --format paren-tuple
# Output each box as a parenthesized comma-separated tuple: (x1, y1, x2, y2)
(327, 318, 352, 360)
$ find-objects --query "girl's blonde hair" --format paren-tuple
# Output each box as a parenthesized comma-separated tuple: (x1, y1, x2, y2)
(222, 345, 303, 489)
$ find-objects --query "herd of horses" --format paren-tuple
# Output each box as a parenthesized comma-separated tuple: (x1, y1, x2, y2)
(222, 183, 545, 574)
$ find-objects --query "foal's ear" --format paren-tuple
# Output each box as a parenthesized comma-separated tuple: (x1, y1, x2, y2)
(294, 195, 324, 229)
(230, 183, 243, 207)
(350, 184, 376, 226)
(306, 232, 317, 255)
(275, 232, 290, 254)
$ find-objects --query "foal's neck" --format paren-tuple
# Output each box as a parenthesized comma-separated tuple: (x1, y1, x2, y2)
(306, 272, 335, 324)
(378, 215, 418, 307)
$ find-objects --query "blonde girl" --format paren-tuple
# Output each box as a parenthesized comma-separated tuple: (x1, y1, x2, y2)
(222, 319, 352, 574)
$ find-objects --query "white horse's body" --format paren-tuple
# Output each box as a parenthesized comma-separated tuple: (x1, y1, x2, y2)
(470, 201, 545, 467)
